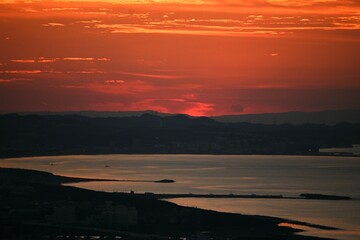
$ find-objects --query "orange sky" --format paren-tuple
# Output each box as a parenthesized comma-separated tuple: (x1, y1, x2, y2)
(0, 0, 359, 116)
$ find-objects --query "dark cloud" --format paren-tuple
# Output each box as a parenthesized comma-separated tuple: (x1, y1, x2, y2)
(231, 104, 244, 113)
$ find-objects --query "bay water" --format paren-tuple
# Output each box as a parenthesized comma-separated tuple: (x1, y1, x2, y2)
(1, 154, 359, 240)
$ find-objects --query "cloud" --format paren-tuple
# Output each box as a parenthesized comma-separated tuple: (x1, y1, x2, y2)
(70, 70, 105, 74)
(75, 20, 102, 24)
(185, 102, 215, 116)
(265, 0, 349, 7)
(128, 98, 215, 116)
(11, 58, 56, 63)
(2, 1, 359, 39)
(264, 53, 279, 57)
(0, 0, 17, 3)
(208, 0, 360, 8)
(61, 57, 111, 62)
(1, 0, 359, 115)
(11, 59, 36, 63)
(0, 69, 105, 75)
(0, 78, 32, 83)
(118, 71, 184, 79)
(42, 23, 65, 27)
(10, 57, 111, 63)
(94, 23, 287, 37)
(0, 70, 43, 74)
(43, 8, 80, 12)
(63, 57, 95, 61)
(104, 80, 125, 84)
(4, 0, 355, 7)
(92, 12, 360, 37)
(37, 59, 57, 63)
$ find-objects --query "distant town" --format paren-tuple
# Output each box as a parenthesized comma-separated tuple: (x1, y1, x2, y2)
(0, 112, 359, 158)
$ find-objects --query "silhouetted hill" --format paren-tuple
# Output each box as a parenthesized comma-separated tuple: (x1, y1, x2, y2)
(14, 109, 360, 125)
(0, 113, 359, 157)
(213, 109, 360, 125)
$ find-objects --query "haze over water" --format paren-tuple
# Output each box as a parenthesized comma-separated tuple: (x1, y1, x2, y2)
(1, 154, 359, 240)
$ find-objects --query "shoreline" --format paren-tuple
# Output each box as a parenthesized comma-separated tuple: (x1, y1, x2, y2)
(0, 167, 339, 240)
(1, 167, 353, 201)
(152, 193, 352, 201)
(1, 152, 360, 160)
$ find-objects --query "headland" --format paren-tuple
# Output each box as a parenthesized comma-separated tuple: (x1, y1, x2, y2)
(0, 167, 338, 240)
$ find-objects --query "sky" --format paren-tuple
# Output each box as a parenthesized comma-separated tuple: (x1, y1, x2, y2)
(0, 0, 359, 116)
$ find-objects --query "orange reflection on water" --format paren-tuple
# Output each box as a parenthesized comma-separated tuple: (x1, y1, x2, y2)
(278, 222, 312, 231)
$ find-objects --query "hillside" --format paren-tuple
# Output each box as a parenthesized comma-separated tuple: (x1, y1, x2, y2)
(1, 113, 359, 158)
(213, 109, 360, 125)
(15, 109, 360, 125)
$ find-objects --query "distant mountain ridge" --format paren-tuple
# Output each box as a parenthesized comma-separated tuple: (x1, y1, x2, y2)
(15, 109, 360, 125)
(213, 109, 360, 125)
(1, 113, 360, 157)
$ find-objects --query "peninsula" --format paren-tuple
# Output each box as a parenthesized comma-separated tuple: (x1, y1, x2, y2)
(0, 168, 336, 240)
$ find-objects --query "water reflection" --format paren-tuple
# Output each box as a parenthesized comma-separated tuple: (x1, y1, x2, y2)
(167, 198, 360, 240)
(1, 154, 360, 240)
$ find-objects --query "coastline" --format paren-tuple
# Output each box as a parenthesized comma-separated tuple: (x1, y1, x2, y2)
(1, 151, 359, 160)
(0, 167, 338, 240)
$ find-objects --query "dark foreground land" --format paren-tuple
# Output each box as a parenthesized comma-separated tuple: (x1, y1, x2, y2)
(0, 168, 335, 240)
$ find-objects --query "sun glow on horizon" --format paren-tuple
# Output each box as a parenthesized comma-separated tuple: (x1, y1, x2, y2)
(0, 0, 359, 115)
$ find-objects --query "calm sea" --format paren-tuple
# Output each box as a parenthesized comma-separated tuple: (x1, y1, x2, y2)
(1, 154, 359, 240)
